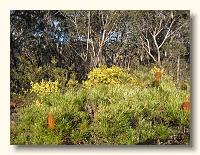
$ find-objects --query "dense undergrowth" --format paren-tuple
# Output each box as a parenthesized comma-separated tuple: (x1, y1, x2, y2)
(10, 66, 190, 145)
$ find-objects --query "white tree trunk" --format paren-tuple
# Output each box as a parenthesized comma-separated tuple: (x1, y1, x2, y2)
(177, 55, 180, 83)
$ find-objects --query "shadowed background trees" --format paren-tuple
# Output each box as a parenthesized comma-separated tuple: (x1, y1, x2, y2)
(10, 10, 190, 95)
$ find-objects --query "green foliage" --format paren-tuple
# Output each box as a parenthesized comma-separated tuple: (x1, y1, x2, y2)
(11, 91, 90, 145)
(11, 54, 66, 97)
(10, 10, 190, 145)
(90, 102, 137, 144)
(11, 69, 190, 145)
(163, 41, 187, 57)
(11, 10, 190, 96)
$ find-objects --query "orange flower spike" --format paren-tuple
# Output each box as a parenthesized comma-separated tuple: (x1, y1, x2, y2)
(181, 101, 190, 112)
(181, 93, 190, 112)
(152, 71, 162, 87)
(155, 71, 162, 82)
(48, 113, 55, 129)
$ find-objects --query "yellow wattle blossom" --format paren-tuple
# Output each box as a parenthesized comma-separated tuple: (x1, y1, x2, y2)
(82, 64, 142, 87)
(67, 73, 78, 86)
(149, 66, 164, 75)
(30, 79, 59, 96)
(35, 99, 42, 107)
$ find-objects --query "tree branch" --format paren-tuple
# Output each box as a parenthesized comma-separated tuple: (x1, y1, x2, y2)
(140, 35, 157, 62)
(158, 19, 175, 49)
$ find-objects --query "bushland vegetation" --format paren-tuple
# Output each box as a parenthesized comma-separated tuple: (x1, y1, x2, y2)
(10, 10, 190, 145)
(10, 65, 190, 145)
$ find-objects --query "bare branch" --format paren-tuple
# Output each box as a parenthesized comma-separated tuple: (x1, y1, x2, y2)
(168, 22, 187, 38)
(140, 35, 157, 62)
(158, 19, 175, 49)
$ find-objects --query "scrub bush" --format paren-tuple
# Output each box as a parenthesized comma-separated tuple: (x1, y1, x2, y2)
(11, 66, 190, 145)
(83, 64, 143, 87)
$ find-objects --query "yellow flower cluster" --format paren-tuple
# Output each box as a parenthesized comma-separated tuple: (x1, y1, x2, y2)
(30, 79, 59, 96)
(35, 99, 42, 107)
(149, 66, 164, 75)
(67, 73, 78, 86)
(36, 66, 43, 73)
(83, 64, 140, 87)
(68, 79, 78, 85)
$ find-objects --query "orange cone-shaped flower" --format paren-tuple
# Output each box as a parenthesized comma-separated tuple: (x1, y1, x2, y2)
(181, 94, 190, 112)
(48, 113, 55, 129)
(181, 102, 190, 112)
(155, 71, 162, 82)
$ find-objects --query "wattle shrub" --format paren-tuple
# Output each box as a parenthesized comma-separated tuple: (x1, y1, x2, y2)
(83, 64, 143, 87)
(29, 79, 59, 95)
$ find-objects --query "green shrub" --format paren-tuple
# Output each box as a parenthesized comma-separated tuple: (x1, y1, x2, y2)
(11, 69, 190, 145)
(11, 91, 91, 145)
(11, 54, 66, 97)
(90, 102, 137, 144)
